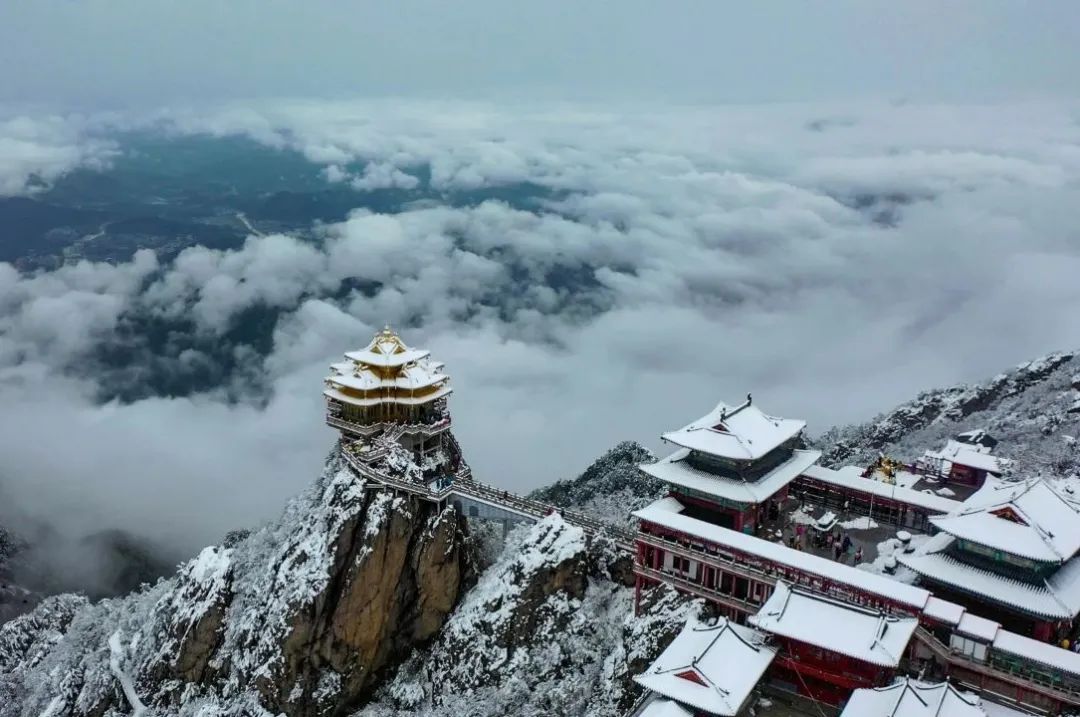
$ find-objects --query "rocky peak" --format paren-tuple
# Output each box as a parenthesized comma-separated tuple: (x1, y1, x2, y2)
(529, 441, 661, 528)
(816, 351, 1080, 475)
(0, 451, 471, 717)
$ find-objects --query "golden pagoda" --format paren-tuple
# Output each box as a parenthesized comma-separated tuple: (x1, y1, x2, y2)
(325, 327, 455, 471)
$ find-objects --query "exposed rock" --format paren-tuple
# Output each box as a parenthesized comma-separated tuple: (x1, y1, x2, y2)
(0, 452, 470, 717)
(368, 522, 699, 717)
(529, 441, 660, 528)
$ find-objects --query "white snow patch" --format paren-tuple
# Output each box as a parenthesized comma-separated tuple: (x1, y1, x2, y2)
(840, 516, 879, 530)
(109, 630, 148, 717)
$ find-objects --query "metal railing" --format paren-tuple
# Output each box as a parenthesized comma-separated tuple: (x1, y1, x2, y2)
(326, 414, 451, 438)
(337, 440, 631, 548)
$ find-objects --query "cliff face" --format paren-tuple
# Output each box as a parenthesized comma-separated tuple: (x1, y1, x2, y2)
(366, 514, 699, 717)
(0, 453, 471, 717)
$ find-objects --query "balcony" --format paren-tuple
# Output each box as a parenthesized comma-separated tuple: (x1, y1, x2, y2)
(326, 413, 451, 438)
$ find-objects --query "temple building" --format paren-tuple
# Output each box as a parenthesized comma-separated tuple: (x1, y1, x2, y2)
(641, 395, 821, 534)
(901, 477, 1080, 642)
(748, 582, 919, 707)
(918, 431, 1009, 488)
(841, 679, 991, 717)
(324, 327, 466, 486)
(631, 617, 776, 716)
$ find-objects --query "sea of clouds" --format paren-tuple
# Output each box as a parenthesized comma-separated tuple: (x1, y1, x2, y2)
(1, 98, 1079, 556)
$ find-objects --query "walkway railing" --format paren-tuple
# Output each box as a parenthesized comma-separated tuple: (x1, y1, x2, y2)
(338, 440, 632, 548)
(912, 626, 1080, 706)
(327, 414, 451, 438)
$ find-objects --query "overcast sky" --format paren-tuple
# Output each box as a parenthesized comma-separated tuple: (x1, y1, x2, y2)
(2, 1, 1078, 107)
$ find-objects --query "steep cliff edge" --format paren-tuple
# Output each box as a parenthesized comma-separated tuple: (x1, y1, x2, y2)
(366, 514, 698, 717)
(0, 452, 471, 717)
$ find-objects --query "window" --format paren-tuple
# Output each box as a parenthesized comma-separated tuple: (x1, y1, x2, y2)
(950, 634, 988, 662)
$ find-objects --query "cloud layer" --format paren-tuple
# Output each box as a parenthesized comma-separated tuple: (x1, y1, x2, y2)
(2, 99, 1080, 556)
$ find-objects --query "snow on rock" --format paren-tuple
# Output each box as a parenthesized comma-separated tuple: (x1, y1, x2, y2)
(366, 518, 699, 717)
(0, 450, 471, 717)
(817, 351, 1080, 477)
(530, 441, 661, 529)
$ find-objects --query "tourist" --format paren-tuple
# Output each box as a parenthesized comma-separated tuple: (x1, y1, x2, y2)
(826, 533, 834, 550)
(854, 547, 864, 565)
(833, 542, 843, 561)
(841, 533, 853, 555)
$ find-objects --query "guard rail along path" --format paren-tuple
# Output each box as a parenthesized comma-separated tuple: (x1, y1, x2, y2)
(339, 441, 635, 551)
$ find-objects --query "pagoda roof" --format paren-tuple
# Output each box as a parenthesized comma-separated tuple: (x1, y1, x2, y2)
(633, 617, 776, 717)
(841, 679, 986, 717)
(749, 582, 918, 668)
(661, 396, 805, 461)
(641, 448, 820, 505)
(328, 362, 448, 392)
(343, 328, 430, 367)
(323, 384, 452, 407)
(898, 535, 1080, 620)
(929, 478, 1080, 563)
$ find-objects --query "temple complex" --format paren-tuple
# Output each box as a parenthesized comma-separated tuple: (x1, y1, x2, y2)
(631, 398, 1080, 716)
(641, 395, 821, 534)
(901, 477, 1080, 642)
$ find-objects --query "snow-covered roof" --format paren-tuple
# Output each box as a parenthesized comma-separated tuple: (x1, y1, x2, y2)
(634, 697, 695, 717)
(993, 628, 1080, 677)
(642, 448, 820, 505)
(633, 617, 776, 716)
(802, 464, 961, 515)
(325, 329, 452, 407)
(661, 397, 805, 461)
(899, 549, 1076, 620)
(923, 596, 966, 626)
(930, 478, 1080, 563)
(957, 612, 1001, 642)
(323, 384, 452, 407)
(633, 497, 931, 611)
(924, 440, 1007, 475)
(343, 327, 430, 367)
(329, 361, 448, 392)
(841, 680, 986, 717)
(749, 582, 918, 668)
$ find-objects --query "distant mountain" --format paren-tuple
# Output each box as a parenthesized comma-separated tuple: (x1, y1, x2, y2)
(528, 441, 661, 528)
(815, 352, 1080, 477)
